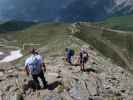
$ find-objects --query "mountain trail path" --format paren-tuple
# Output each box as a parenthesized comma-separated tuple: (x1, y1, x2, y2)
(0, 48, 133, 100)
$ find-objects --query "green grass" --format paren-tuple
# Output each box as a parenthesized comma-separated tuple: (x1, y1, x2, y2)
(1, 21, 133, 73)
(0, 22, 69, 47)
(74, 23, 133, 73)
(0, 21, 36, 33)
(99, 15, 133, 31)
(0, 21, 86, 65)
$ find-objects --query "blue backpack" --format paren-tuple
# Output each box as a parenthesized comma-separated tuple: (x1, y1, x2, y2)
(29, 56, 41, 74)
(70, 49, 75, 56)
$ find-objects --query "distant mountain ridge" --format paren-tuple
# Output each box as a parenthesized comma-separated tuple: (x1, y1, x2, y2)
(0, 0, 133, 22)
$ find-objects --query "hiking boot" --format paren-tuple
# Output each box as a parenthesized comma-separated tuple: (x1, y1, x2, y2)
(43, 84, 48, 89)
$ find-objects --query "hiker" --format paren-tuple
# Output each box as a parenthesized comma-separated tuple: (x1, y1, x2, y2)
(78, 49, 88, 71)
(25, 48, 47, 90)
(65, 48, 75, 65)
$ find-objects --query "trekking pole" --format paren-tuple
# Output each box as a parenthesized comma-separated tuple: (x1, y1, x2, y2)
(15, 74, 23, 93)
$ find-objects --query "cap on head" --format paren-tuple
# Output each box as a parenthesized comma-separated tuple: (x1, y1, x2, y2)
(80, 48, 84, 52)
(81, 48, 87, 52)
(30, 48, 38, 54)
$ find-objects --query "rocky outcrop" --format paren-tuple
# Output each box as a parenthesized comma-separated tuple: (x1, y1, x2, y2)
(0, 47, 133, 100)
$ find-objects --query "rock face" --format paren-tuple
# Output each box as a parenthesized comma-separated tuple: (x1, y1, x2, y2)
(0, 47, 133, 100)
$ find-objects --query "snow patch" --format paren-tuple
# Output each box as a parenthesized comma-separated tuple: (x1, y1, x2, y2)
(0, 52, 3, 55)
(0, 50, 23, 63)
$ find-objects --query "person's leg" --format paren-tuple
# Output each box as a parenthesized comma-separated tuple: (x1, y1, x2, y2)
(68, 56, 72, 64)
(68, 56, 72, 65)
(83, 58, 88, 71)
(82, 62, 85, 71)
(80, 59, 83, 71)
(32, 75, 41, 89)
(38, 70, 47, 88)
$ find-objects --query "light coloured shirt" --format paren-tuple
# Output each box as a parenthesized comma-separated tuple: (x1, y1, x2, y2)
(25, 54, 44, 75)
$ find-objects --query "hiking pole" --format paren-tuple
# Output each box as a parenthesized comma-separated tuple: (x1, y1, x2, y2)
(15, 75, 23, 94)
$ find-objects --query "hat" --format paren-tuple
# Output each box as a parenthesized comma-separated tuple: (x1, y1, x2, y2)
(29, 48, 38, 54)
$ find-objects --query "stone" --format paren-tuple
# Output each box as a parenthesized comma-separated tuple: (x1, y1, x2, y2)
(0, 72, 4, 77)
(0, 90, 3, 96)
(88, 96, 104, 100)
(6, 73, 17, 79)
(69, 86, 82, 100)
(9, 86, 19, 93)
(9, 93, 24, 100)
(43, 94, 64, 100)
(7, 69, 15, 73)
(69, 83, 90, 100)
(84, 81, 97, 96)
(4, 85, 14, 91)
(62, 91, 73, 100)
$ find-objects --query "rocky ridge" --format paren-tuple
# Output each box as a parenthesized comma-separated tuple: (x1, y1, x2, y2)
(0, 46, 133, 100)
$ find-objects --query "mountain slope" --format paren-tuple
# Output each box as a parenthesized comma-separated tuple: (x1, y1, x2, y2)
(0, 0, 133, 21)
(0, 21, 133, 99)
(0, 21, 133, 73)
(99, 15, 133, 31)
(60, 0, 114, 21)
(1, 43, 133, 100)
(73, 22, 133, 73)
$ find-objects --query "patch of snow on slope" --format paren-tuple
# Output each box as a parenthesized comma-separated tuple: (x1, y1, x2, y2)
(0, 52, 3, 55)
(0, 50, 23, 63)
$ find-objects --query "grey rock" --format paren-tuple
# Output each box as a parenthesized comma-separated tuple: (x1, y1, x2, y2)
(9, 86, 19, 93)
(4, 84, 14, 91)
(69, 86, 81, 100)
(9, 93, 24, 100)
(0, 71, 4, 77)
(69, 82, 90, 100)
(88, 96, 104, 100)
(43, 94, 64, 100)
(0, 90, 3, 96)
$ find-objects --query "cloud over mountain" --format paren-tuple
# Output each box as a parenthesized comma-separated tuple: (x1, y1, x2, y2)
(0, 0, 132, 22)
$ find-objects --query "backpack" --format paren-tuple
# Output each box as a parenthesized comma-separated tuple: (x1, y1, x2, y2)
(70, 49, 75, 56)
(82, 52, 88, 62)
(29, 56, 41, 74)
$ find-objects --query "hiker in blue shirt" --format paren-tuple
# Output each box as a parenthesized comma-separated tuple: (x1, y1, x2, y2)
(25, 48, 47, 89)
(65, 48, 75, 65)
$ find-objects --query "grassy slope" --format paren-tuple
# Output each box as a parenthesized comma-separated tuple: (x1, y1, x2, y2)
(99, 15, 133, 31)
(0, 22, 87, 65)
(0, 21, 36, 33)
(74, 23, 133, 73)
(0, 23, 69, 47)
(1, 21, 133, 73)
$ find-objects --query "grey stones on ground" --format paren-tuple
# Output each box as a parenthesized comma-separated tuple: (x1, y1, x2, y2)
(1, 48, 133, 100)
(69, 84, 89, 100)
(43, 94, 64, 100)
(9, 93, 24, 100)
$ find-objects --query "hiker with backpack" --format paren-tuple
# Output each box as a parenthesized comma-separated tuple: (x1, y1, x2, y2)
(78, 48, 89, 71)
(65, 48, 75, 65)
(25, 48, 47, 90)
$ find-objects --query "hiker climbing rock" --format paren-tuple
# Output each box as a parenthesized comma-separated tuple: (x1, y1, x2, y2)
(65, 48, 75, 65)
(25, 48, 47, 90)
(78, 48, 89, 71)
